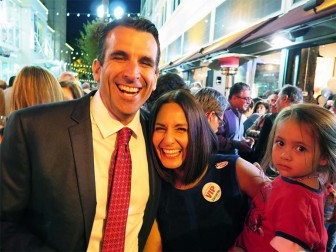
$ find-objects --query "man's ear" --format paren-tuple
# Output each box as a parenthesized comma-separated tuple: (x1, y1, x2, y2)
(152, 72, 159, 91)
(92, 59, 102, 83)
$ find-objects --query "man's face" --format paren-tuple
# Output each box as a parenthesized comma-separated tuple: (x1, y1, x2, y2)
(92, 26, 159, 125)
(230, 89, 251, 112)
(268, 94, 278, 113)
(276, 94, 289, 112)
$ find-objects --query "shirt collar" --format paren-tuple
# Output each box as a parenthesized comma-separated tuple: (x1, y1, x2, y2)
(230, 105, 241, 117)
(90, 89, 141, 139)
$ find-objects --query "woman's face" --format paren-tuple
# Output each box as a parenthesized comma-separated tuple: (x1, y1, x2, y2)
(256, 104, 267, 114)
(152, 102, 189, 169)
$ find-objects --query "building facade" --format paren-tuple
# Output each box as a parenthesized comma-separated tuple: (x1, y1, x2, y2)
(141, 0, 336, 99)
(0, 0, 69, 83)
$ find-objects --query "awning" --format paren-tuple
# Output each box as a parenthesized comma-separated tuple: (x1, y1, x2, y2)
(160, 16, 277, 71)
(201, 17, 277, 56)
(163, 49, 203, 70)
(242, 0, 336, 43)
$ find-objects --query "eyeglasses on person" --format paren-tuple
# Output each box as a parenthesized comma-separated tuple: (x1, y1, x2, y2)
(214, 112, 224, 126)
(235, 96, 252, 102)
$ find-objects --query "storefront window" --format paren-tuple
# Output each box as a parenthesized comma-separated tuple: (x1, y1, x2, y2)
(253, 52, 282, 97)
(167, 36, 182, 63)
(214, 0, 281, 41)
(183, 13, 210, 54)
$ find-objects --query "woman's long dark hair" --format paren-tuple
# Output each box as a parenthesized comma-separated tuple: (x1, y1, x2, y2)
(149, 89, 218, 185)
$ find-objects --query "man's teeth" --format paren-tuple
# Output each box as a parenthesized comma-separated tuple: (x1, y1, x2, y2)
(119, 85, 139, 93)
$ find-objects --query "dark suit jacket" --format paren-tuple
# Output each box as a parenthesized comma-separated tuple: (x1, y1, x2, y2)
(253, 113, 277, 163)
(0, 91, 160, 251)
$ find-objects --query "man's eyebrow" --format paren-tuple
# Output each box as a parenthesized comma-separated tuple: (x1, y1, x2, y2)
(140, 56, 155, 65)
(109, 50, 128, 58)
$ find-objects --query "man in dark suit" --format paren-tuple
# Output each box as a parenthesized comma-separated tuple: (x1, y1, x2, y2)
(1, 17, 161, 251)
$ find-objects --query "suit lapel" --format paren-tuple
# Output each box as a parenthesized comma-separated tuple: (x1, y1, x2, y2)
(69, 93, 96, 245)
(138, 109, 161, 250)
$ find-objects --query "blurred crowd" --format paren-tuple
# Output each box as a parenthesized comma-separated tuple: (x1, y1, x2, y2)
(0, 68, 98, 141)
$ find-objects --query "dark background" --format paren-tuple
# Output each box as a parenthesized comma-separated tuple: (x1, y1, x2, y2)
(66, 0, 141, 49)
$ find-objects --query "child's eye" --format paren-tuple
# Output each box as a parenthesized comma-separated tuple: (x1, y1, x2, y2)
(296, 146, 306, 152)
(275, 140, 284, 146)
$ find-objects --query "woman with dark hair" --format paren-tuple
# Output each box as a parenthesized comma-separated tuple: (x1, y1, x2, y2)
(253, 100, 270, 114)
(144, 90, 267, 251)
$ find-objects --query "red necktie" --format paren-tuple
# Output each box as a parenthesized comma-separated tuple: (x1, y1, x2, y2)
(102, 127, 133, 252)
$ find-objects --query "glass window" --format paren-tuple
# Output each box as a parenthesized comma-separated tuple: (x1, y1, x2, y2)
(183, 13, 210, 54)
(167, 36, 182, 63)
(214, 0, 281, 41)
(254, 63, 280, 97)
(253, 52, 282, 97)
(159, 48, 167, 66)
(173, 0, 181, 11)
(34, 14, 45, 52)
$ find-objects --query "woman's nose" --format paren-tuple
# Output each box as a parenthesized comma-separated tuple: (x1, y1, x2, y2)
(162, 130, 175, 144)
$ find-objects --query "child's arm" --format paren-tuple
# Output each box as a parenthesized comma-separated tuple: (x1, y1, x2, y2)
(235, 157, 270, 198)
(270, 236, 306, 252)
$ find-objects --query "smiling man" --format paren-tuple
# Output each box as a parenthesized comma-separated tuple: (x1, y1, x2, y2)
(1, 17, 161, 252)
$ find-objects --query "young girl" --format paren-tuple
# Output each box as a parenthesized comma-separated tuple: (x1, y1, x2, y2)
(234, 103, 336, 251)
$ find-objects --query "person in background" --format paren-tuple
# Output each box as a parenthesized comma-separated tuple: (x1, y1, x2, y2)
(60, 80, 84, 100)
(304, 87, 317, 104)
(331, 95, 336, 115)
(216, 82, 255, 156)
(81, 82, 92, 94)
(144, 90, 267, 251)
(8, 66, 65, 114)
(0, 79, 7, 89)
(0, 89, 5, 141)
(194, 87, 228, 133)
(234, 103, 336, 251)
(324, 181, 336, 252)
(253, 100, 269, 115)
(253, 84, 303, 164)
(242, 99, 254, 123)
(267, 90, 280, 114)
(1, 16, 161, 251)
(0, 88, 5, 116)
(1, 66, 63, 143)
(144, 72, 189, 112)
(190, 81, 202, 93)
(4, 75, 15, 116)
(58, 71, 77, 83)
(244, 100, 270, 137)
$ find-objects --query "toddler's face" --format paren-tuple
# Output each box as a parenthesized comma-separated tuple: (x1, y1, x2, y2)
(272, 119, 327, 178)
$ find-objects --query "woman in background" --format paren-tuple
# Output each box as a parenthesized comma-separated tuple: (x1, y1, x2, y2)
(9, 66, 64, 114)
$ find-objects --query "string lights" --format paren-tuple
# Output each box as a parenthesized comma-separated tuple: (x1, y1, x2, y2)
(55, 12, 140, 18)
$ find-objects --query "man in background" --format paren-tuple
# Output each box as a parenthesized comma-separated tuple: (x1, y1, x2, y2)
(217, 82, 254, 155)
